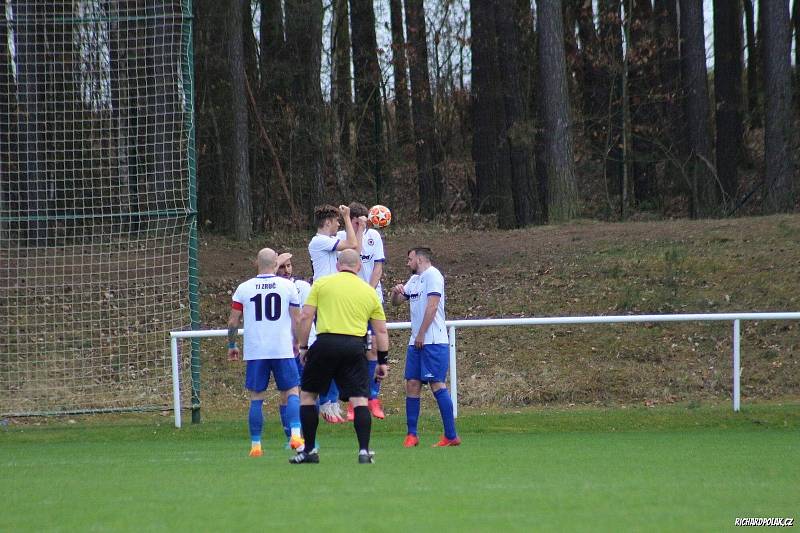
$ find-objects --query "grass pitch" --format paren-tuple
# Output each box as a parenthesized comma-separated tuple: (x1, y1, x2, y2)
(2, 403, 798, 532)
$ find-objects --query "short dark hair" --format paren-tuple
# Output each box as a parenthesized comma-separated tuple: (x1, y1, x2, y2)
(314, 204, 340, 228)
(348, 201, 369, 218)
(408, 247, 433, 261)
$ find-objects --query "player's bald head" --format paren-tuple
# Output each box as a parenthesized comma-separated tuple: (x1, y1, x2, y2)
(256, 248, 278, 271)
(337, 249, 361, 272)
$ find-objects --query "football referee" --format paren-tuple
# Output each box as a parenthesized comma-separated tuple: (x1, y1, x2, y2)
(291, 249, 390, 464)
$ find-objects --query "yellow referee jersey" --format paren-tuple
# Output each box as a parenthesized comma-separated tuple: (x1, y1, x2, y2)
(306, 271, 386, 336)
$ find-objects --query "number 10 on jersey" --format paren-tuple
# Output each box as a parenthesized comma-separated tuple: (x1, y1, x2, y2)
(249, 293, 282, 321)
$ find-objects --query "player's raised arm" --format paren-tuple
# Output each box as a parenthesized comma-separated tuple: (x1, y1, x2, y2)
(334, 205, 359, 251)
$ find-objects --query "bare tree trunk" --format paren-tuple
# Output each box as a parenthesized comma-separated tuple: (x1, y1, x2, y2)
(792, 0, 800, 113)
(629, 0, 657, 204)
(332, 0, 352, 156)
(229, 0, 252, 239)
(350, 0, 384, 202)
(330, 0, 353, 199)
(575, 0, 601, 123)
(12, 0, 51, 244)
(743, 0, 760, 126)
(0, 3, 10, 239)
(389, 0, 412, 146)
(562, 0, 579, 101)
(713, 0, 743, 206)
(241, 1, 263, 229)
(494, 1, 540, 227)
(679, 0, 716, 217)
(469, 0, 500, 214)
(516, 0, 536, 119)
(195, 0, 231, 228)
(109, 0, 134, 223)
(143, 3, 182, 215)
(405, 0, 444, 219)
(621, 0, 633, 217)
(762, 0, 795, 213)
(259, 0, 287, 226)
(482, 2, 514, 229)
(537, 0, 578, 222)
(260, 0, 287, 104)
(599, 0, 624, 207)
(285, 0, 324, 218)
(655, 0, 684, 181)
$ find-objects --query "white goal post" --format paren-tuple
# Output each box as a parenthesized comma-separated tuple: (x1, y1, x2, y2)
(169, 312, 800, 428)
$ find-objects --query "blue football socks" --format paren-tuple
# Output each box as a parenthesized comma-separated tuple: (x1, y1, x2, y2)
(249, 399, 264, 444)
(434, 388, 457, 440)
(368, 360, 380, 399)
(406, 397, 420, 436)
(279, 404, 290, 439)
(286, 393, 301, 436)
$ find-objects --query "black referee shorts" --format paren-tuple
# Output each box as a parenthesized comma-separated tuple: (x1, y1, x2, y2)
(302, 333, 369, 401)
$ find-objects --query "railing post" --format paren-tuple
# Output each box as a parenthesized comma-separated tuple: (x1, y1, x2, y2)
(448, 326, 458, 418)
(171, 336, 182, 428)
(733, 319, 741, 412)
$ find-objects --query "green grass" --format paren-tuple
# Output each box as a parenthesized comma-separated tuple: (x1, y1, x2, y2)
(2, 404, 798, 532)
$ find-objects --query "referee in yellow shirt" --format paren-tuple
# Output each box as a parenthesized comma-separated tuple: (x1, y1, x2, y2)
(291, 249, 390, 464)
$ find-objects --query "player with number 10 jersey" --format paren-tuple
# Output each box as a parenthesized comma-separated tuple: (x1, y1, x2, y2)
(232, 274, 301, 360)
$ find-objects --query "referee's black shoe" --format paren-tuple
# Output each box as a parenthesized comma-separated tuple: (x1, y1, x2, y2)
(289, 449, 319, 464)
(358, 450, 375, 464)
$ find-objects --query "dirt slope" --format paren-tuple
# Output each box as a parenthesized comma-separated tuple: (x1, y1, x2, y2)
(197, 214, 800, 409)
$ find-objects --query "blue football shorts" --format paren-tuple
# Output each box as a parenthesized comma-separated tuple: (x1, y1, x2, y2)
(245, 358, 300, 392)
(404, 343, 449, 384)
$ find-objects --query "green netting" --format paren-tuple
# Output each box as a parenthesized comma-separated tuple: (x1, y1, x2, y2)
(0, 0, 196, 415)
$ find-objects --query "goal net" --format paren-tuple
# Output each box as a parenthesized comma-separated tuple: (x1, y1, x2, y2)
(0, 1, 196, 415)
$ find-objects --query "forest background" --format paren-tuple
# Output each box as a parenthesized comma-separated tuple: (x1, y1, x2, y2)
(193, 0, 799, 238)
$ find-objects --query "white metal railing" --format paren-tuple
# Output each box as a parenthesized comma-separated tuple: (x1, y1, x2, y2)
(169, 312, 800, 428)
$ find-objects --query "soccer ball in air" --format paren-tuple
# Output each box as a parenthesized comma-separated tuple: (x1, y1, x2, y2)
(368, 205, 392, 228)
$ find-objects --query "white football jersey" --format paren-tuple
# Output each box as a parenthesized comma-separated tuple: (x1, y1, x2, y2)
(308, 233, 340, 281)
(292, 277, 316, 345)
(293, 278, 312, 305)
(337, 227, 385, 301)
(403, 266, 448, 345)
(232, 274, 300, 360)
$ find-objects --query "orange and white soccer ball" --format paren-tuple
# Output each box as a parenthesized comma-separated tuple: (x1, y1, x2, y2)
(368, 205, 392, 228)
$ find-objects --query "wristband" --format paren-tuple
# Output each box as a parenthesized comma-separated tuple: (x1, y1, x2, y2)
(228, 341, 237, 350)
(377, 350, 389, 365)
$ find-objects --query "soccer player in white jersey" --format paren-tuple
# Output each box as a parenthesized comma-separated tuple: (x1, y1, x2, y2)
(308, 204, 366, 422)
(337, 202, 387, 420)
(308, 204, 361, 281)
(276, 252, 313, 445)
(227, 248, 304, 457)
(391, 247, 460, 448)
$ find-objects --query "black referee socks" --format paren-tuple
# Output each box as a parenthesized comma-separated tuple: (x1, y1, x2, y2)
(353, 405, 371, 451)
(300, 404, 319, 450)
